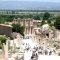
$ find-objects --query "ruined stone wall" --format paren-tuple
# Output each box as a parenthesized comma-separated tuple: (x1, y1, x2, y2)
(0, 25, 12, 39)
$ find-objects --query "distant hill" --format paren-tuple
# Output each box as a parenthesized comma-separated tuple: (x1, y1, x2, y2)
(0, 1, 60, 10)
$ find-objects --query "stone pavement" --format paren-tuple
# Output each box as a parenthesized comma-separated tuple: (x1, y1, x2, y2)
(0, 53, 5, 60)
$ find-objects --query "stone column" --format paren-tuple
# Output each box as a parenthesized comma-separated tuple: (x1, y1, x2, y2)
(4, 40, 8, 59)
(29, 27, 31, 34)
(26, 28, 28, 34)
(49, 32, 51, 40)
(24, 28, 26, 34)
(31, 27, 32, 34)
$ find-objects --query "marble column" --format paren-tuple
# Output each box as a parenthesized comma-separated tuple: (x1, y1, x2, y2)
(4, 40, 8, 59)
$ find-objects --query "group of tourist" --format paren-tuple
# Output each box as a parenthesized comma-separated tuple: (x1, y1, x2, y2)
(24, 45, 57, 60)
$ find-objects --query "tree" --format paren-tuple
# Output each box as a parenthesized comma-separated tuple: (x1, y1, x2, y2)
(41, 20, 46, 26)
(47, 20, 51, 24)
(0, 35, 7, 44)
(28, 14, 33, 18)
(0, 15, 15, 23)
(54, 16, 60, 30)
(0, 35, 7, 49)
(6, 15, 15, 22)
(12, 24, 25, 36)
(20, 26, 25, 36)
(47, 20, 54, 27)
(33, 14, 40, 20)
(12, 24, 20, 32)
(43, 12, 50, 20)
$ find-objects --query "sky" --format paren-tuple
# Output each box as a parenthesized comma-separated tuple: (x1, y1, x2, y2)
(0, 0, 60, 2)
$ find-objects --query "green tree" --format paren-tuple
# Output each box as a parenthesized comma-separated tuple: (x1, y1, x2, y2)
(47, 20, 54, 27)
(12, 24, 25, 36)
(0, 35, 7, 49)
(6, 15, 15, 22)
(0, 35, 7, 44)
(54, 16, 60, 30)
(41, 20, 46, 26)
(33, 14, 40, 20)
(12, 24, 21, 32)
(28, 14, 33, 18)
(20, 26, 25, 36)
(43, 12, 50, 20)
(47, 20, 51, 24)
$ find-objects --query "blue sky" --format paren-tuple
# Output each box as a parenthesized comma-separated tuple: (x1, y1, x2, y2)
(0, 0, 60, 2)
